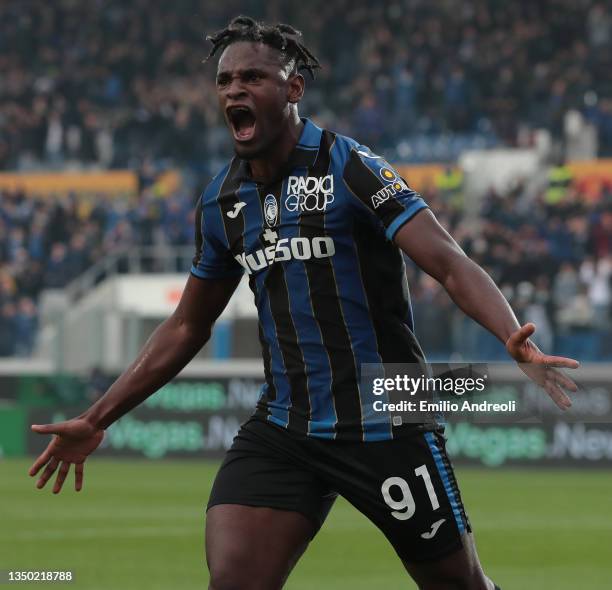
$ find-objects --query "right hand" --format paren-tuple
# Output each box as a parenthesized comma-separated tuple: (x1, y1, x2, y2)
(28, 418, 105, 493)
(505, 323, 579, 410)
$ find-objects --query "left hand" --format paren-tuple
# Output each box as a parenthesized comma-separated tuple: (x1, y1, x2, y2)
(28, 418, 104, 493)
(506, 323, 579, 410)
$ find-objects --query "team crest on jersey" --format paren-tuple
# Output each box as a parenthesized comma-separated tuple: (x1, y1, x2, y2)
(264, 193, 278, 227)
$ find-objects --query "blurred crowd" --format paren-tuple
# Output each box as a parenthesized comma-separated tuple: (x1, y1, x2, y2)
(411, 180, 612, 361)
(1, 0, 611, 172)
(0, 187, 194, 356)
(2, 177, 612, 360)
(2, 0, 612, 360)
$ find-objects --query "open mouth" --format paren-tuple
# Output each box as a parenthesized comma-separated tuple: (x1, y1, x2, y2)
(227, 106, 257, 142)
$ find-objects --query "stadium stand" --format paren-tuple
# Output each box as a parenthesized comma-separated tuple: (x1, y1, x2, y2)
(0, 0, 611, 172)
(0, 0, 611, 360)
(1, 177, 611, 360)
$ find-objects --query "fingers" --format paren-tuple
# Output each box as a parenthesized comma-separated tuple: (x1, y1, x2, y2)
(30, 454, 85, 493)
(28, 448, 52, 477)
(36, 457, 60, 489)
(544, 380, 572, 410)
(550, 368, 579, 392)
(508, 323, 536, 346)
(53, 461, 71, 494)
(75, 463, 84, 492)
(31, 421, 69, 435)
(539, 354, 580, 369)
(517, 348, 578, 409)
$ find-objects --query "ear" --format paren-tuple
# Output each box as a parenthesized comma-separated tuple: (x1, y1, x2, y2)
(287, 73, 305, 104)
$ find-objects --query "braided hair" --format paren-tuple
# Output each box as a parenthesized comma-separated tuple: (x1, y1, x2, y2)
(205, 16, 321, 79)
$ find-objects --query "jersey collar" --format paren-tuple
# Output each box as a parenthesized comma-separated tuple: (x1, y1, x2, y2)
(235, 117, 323, 184)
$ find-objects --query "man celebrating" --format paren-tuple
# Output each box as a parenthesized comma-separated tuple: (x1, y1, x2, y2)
(30, 16, 578, 590)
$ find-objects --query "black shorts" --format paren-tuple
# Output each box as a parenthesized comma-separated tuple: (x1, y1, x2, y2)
(207, 417, 471, 562)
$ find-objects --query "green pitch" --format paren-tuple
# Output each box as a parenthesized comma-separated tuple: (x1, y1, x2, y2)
(1, 459, 611, 589)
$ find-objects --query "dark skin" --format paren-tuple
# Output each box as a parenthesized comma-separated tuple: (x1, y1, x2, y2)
(395, 210, 579, 408)
(30, 40, 578, 590)
(217, 41, 305, 183)
(28, 275, 240, 492)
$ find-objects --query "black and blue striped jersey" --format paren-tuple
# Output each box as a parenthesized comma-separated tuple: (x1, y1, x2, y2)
(192, 118, 432, 441)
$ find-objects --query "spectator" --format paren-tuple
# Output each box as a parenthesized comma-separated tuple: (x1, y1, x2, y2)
(0, 302, 17, 356)
(0, 178, 611, 360)
(43, 243, 72, 289)
(0, 0, 611, 359)
(14, 296, 38, 356)
(581, 256, 612, 328)
(553, 262, 580, 309)
(1, 1, 611, 170)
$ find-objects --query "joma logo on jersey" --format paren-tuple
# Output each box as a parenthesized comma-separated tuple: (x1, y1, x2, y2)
(371, 176, 409, 209)
(235, 236, 336, 274)
(286, 175, 334, 212)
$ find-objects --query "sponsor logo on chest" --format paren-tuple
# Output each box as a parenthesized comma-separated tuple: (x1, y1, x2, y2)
(285, 175, 335, 212)
(235, 235, 336, 275)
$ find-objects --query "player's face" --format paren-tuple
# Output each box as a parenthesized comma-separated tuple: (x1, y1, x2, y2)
(216, 42, 300, 159)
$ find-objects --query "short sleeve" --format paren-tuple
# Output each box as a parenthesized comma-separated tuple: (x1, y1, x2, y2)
(342, 146, 428, 241)
(191, 196, 244, 280)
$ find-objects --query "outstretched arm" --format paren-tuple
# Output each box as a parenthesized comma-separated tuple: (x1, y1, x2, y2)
(78, 274, 240, 429)
(394, 209, 578, 408)
(29, 274, 241, 492)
